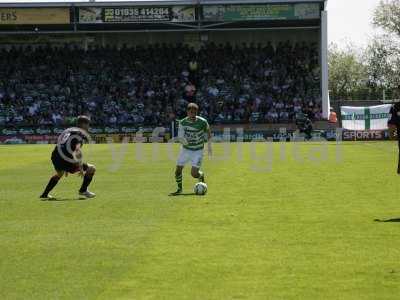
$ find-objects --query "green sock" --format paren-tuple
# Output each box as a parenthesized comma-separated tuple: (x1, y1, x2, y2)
(176, 174, 182, 190)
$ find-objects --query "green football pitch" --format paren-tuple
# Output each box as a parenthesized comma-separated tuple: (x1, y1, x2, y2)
(0, 142, 400, 300)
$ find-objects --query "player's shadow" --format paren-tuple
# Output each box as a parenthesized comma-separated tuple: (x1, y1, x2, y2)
(168, 193, 197, 197)
(374, 218, 400, 223)
(42, 197, 89, 202)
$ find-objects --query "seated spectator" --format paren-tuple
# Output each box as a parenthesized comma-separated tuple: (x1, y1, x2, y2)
(0, 42, 322, 126)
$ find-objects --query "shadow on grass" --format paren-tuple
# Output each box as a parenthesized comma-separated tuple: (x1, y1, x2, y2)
(41, 197, 89, 202)
(374, 218, 400, 223)
(168, 192, 197, 197)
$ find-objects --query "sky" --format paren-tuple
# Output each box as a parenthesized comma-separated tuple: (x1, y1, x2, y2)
(327, 0, 382, 47)
(0, 0, 384, 47)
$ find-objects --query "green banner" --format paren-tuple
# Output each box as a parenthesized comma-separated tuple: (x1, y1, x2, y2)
(203, 3, 320, 21)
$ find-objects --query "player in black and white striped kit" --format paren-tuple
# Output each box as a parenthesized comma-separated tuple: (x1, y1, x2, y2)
(40, 116, 96, 199)
(388, 102, 400, 174)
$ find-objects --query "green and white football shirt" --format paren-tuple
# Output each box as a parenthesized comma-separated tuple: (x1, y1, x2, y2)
(178, 116, 210, 151)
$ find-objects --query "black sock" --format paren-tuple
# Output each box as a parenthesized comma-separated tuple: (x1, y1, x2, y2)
(397, 150, 400, 174)
(79, 174, 93, 193)
(175, 173, 182, 190)
(397, 158, 400, 174)
(41, 176, 60, 197)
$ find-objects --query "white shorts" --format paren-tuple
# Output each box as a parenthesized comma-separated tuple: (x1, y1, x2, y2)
(177, 148, 204, 168)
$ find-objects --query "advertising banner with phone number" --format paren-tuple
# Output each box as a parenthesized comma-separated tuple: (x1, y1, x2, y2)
(79, 6, 195, 24)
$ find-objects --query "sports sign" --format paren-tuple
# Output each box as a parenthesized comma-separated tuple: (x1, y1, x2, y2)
(0, 8, 70, 25)
(79, 6, 195, 23)
(342, 130, 390, 141)
(203, 3, 320, 21)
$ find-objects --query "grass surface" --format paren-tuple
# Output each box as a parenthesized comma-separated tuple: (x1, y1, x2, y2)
(0, 142, 400, 300)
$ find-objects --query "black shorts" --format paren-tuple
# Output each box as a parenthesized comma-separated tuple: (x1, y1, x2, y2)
(51, 149, 88, 173)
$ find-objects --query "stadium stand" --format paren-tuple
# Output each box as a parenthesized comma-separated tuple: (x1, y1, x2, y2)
(0, 41, 321, 126)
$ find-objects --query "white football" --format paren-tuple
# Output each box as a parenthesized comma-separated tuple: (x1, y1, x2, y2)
(194, 182, 208, 195)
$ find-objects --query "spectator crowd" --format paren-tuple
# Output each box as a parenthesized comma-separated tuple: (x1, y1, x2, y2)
(0, 41, 322, 127)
